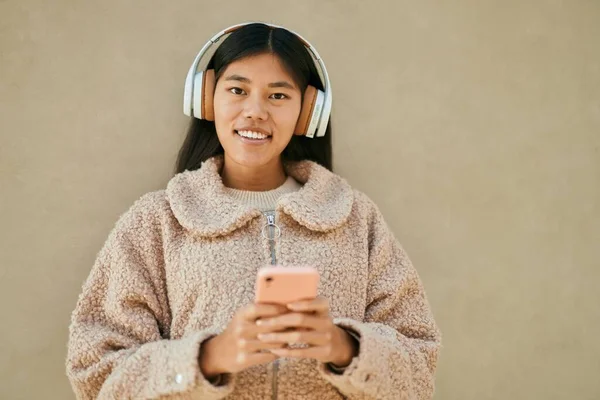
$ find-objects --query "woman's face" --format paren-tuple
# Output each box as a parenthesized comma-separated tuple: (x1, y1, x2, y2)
(213, 53, 302, 169)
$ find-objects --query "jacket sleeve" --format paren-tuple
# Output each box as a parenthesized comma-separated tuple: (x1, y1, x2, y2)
(66, 193, 235, 400)
(318, 202, 441, 400)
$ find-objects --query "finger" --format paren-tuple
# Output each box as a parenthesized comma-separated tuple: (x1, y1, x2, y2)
(256, 312, 329, 331)
(287, 296, 329, 316)
(237, 351, 279, 367)
(241, 303, 289, 322)
(269, 345, 332, 360)
(258, 330, 331, 347)
(237, 338, 287, 353)
(237, 320, 301, 339)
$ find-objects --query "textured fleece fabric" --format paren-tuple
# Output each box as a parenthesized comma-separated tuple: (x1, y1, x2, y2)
(66, 155, 441, 400)
(223, 175, 302, 212)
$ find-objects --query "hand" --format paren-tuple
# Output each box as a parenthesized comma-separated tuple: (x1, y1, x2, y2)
(255, 297, 359, 367)
(199, 303, 289, 378)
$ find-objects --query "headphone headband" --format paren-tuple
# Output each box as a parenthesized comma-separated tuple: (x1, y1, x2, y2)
(183, 22, 332, 138)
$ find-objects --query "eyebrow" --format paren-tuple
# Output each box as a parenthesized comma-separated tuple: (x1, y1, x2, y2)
(224, 74, 296, 90)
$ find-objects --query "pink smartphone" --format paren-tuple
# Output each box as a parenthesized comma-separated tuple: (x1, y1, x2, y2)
(254, 266, 320, 305)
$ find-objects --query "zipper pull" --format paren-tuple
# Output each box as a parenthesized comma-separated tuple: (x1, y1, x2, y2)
(262, 213, 281, 240)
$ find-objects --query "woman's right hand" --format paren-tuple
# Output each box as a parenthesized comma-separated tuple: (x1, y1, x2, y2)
(199, 303, 289, 378)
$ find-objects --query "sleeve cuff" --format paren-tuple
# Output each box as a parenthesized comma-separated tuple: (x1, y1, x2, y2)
(318, 317, 393, 386)
(207, 373, 230, 387)
(161, 328, 235, 398)
(326, 328, 361, 374)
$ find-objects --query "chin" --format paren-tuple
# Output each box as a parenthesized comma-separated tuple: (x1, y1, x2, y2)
(225, 151, 280, 169)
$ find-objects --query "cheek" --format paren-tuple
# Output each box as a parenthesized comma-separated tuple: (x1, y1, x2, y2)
(212, 96, 239, 143)
(276, 102, 302, 128)
(213, 100, 234, 123)
(213, 91, 240, 123)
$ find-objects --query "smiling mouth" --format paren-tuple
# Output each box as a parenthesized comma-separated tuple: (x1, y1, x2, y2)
(234, 130, 272, 141)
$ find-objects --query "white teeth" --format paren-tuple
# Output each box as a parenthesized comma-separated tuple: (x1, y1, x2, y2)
(237, 130, 269, 140)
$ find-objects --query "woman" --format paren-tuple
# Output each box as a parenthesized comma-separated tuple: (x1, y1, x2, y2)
(66, 22, 441, 399)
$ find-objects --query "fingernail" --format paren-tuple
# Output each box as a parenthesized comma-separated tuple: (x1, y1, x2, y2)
(256, 319, 264, 326)
(287, 303, 300, 310)
(257, 333, 269, 341)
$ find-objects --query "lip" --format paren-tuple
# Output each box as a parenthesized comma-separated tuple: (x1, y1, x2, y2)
(234, 127, 272, 137)
(233, 128, 271, 145)
(235, 133, 271, 145)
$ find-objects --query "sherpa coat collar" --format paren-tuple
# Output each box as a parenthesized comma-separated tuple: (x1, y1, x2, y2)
(166, 155, 354, 237)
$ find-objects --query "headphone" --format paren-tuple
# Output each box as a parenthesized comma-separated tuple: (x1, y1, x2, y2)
(183, 22, 332, 139)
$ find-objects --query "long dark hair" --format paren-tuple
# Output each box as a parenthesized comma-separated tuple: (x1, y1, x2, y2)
(174, 23, 333, 174)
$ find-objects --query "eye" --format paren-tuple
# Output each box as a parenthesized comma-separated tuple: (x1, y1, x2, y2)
(229, 87, 245, 95)
(270, 93, 289, 100)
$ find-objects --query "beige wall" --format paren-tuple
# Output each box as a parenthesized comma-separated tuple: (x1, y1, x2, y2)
(1, 1, 599, 399)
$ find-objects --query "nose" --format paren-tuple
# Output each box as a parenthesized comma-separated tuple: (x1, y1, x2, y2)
(242, 93, 269, 121)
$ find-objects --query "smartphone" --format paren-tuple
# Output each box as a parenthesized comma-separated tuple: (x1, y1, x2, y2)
(254, 266, 320, 305)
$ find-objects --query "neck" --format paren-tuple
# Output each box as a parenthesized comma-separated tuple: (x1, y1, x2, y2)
(221, 155, 287, 191)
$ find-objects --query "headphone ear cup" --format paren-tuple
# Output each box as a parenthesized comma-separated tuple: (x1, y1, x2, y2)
(192, 72, 205, 119)
(192, 69, 216, 120)
(294, 85, 318, 136)
(203, 69, 216, 121)
(183, 71, 194, 117)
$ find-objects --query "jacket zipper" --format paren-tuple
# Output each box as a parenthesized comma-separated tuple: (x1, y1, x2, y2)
(263, 211, 280, 400)
(265, 213, 278, 266)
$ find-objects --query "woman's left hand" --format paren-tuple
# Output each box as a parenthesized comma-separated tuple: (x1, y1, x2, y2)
(256, 296, 359, 367)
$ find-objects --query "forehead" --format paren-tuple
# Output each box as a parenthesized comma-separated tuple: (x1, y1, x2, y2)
(221, 53, 295, 83)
